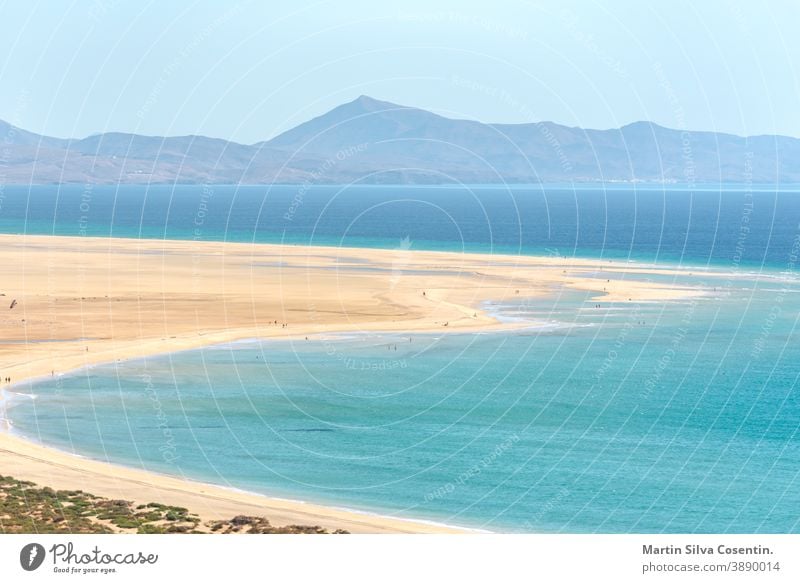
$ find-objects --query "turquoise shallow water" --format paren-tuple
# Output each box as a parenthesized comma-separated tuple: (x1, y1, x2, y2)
(6, 271, 800, 532)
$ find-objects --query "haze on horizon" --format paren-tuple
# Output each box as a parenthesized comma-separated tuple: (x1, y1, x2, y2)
(0, 0, 798, 144)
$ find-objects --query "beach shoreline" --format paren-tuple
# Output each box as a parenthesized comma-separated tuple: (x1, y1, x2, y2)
(0, 233, 716, 533)
(0, 429, 481, 534)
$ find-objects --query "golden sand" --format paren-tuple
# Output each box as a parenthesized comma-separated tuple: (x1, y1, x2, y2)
(0, 234, 713, 533)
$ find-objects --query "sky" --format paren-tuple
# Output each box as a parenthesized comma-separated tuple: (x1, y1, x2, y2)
(0, 0, 798, 144)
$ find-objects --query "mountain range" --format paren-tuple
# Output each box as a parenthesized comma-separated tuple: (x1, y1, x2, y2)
(1, 95, 797, 184)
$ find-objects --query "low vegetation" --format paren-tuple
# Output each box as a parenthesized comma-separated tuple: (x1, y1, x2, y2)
(0, 475, 347, 534)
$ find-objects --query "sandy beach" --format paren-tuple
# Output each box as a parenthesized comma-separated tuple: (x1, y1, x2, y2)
(0, 233, 713, 533)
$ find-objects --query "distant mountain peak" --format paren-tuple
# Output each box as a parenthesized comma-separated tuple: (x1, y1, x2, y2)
(352, 94, 385, 106)
(337, 95, 411, 116)
(352, 94, 401, 107)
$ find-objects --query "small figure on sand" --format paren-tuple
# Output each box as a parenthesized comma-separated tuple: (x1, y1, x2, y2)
(9, 299, 17, 309)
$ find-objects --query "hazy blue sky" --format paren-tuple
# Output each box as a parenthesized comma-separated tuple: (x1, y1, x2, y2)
(0, 0, 797, 143)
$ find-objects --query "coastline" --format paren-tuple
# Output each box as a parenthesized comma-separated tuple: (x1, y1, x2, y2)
(0, 233, 718, 533)
(0, 431, 473, 534)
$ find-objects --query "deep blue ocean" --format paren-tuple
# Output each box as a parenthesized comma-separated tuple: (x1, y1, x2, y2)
(0, 183, 799, 265)
(3, 184, 800, 532)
